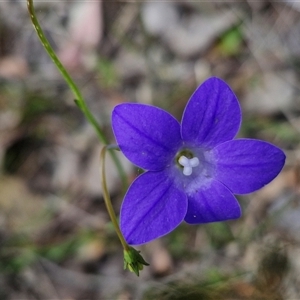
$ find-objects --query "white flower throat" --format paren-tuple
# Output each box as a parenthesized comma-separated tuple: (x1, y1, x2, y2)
(178, 155, 199, 176)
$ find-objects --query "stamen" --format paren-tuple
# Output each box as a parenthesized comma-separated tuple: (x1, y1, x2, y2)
(189, 157, 199, 167)
(178, 155, 199, 176)
(178, 156, 189, 166)
(183, 166, 192, 176)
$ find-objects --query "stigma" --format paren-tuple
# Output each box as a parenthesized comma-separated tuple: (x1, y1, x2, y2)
(178, 155, 199, 176)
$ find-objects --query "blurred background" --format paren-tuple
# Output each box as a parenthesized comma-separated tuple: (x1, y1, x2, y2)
(0, 0, 299, 299)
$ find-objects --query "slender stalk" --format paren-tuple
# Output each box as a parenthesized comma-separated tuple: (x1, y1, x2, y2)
(100, 146, 129, 251)
(27, 0, 128, 190)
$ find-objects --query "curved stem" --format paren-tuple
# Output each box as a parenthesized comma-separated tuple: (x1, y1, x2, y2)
(100, 146, 130, 251)
(27, 0, 128, 190)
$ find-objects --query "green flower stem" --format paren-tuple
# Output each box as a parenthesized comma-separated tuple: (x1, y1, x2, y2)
(100, 146, 129, 251)
(27, 0, 127, 190)
(100, 145, 149, 276)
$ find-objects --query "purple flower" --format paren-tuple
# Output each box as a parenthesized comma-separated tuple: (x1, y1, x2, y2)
(112, 77, 285, 245)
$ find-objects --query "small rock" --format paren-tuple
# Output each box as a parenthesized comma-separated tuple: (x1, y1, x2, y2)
(142, 2, 240, 58)
(165, 10, 240, 58)
(0, 176, 45, 232)
(283, 0, 300, 12)
(148, 239, 173, 276)
(0, 56, 29, 79)
(243, 17, 286, 68)
(283, 20, 300, 57)
(77, 239, 105, 263)
(114, 50, 147, 80)
(135, 80, 153, 104)
(58, 1, 103, 71)
(194, 60, 212, 83)
(243, 242, 261, 273)
(269, 194, 300, 242)
(141, 2, 178, 36)
(243, 71, 296, 115)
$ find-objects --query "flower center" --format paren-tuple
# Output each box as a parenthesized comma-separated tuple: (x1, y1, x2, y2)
(178, 155, 199, 176)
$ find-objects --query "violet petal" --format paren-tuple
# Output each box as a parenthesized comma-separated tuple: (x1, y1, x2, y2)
(211, 139, 286, 194)
(184, 179, 241, 224)
(181, 77, 241, 148)
(120, 170, 187, 245)
(112, 103, 182, 171)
